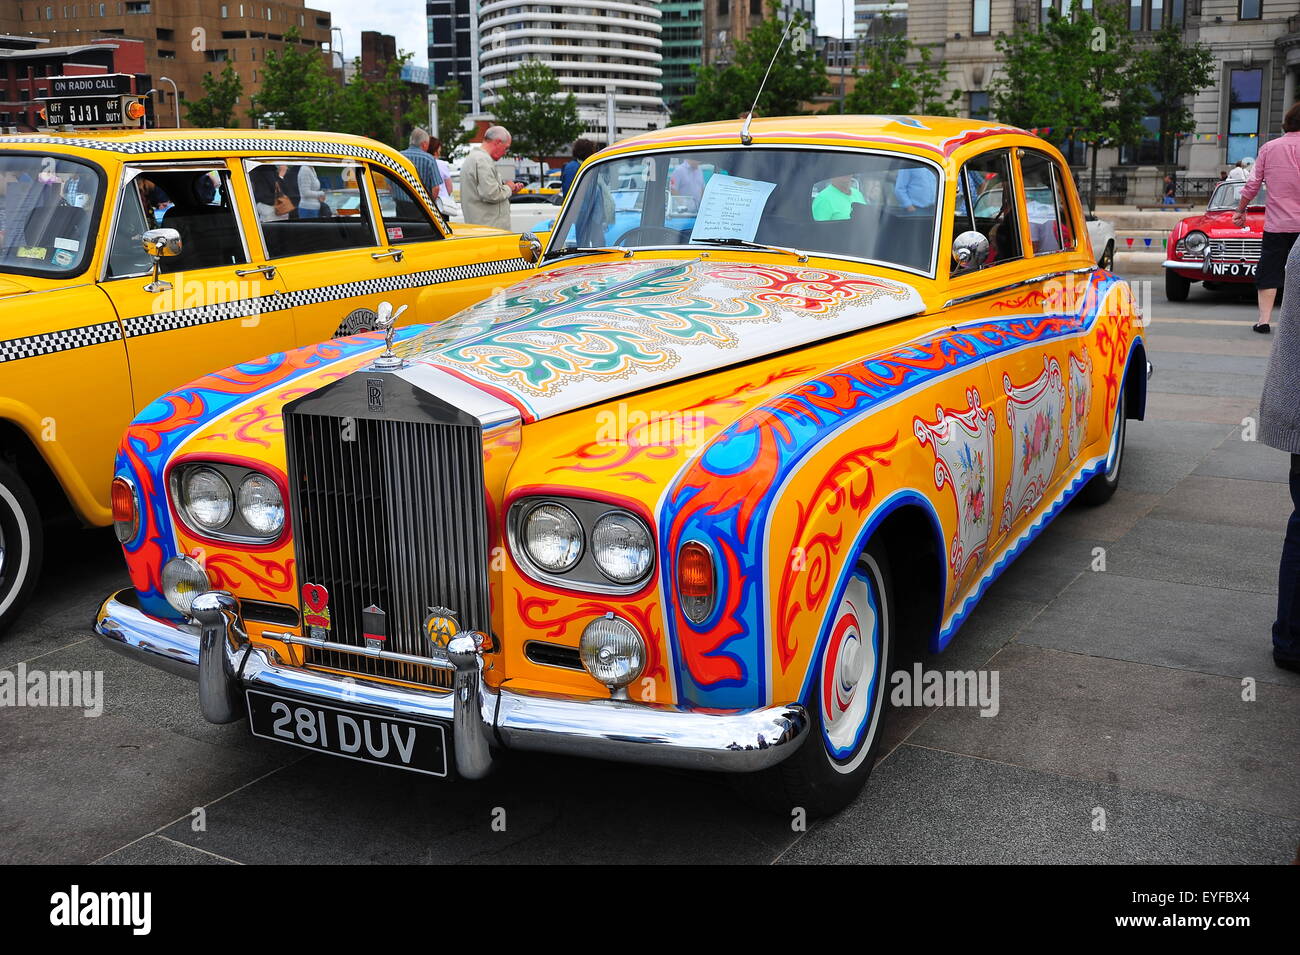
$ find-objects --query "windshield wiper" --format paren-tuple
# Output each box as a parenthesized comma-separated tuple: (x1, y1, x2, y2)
(542, 245, 631, 262)
(691, 237, 809, 262)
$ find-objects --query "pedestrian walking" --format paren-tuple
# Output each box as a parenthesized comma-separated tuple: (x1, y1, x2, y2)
(1260, 237, 1300, 673)
(1234, 102, 1300, 333)
(401, 127, 444, 205)
(460, 126, 521, 230)
(560, 138, 596, 199)
(1162, 174, 1176, 205)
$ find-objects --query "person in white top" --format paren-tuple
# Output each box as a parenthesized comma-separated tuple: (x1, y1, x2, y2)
(297, 164, 327, 218)
(1227, 158, 1254, 182)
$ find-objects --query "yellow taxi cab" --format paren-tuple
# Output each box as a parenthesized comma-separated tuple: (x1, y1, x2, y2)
(0, 127, 534, 631)
(96, 116, 1151, 816)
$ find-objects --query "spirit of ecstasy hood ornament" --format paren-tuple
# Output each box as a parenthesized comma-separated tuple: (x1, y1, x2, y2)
(371, 300, 408, 369)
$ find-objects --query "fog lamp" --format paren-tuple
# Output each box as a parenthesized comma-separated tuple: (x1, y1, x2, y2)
(162, 555, 210, 617)
(579, 613, 646, 693)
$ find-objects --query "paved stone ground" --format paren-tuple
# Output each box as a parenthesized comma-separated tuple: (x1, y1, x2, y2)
(1, 275, 1297, 865)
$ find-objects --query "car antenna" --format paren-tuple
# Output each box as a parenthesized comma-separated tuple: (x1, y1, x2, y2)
(740, 16, 796, 146)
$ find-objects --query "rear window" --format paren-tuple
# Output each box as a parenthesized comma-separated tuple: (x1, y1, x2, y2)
(0, 154, 102, 277)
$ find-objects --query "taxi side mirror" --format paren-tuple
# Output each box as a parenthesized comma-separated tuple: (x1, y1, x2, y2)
(141, 228, 182, 293)
(518, 231, 542, 265)
(952, 230, 989, 271)
(141, 227, 182, 258)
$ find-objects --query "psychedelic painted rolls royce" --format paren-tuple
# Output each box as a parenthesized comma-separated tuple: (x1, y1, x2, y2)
(95, 116, 1150, 816)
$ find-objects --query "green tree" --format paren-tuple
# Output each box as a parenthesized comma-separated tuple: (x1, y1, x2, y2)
(674, 0, 828, 125)
(843, 20, 959, 116)
(1138, 23, 1215, 167)
(183, 62, 243, 127)
(490, 60, 584, 176)
(992, 6, 1149, 210)
(249, 27, 340, 129)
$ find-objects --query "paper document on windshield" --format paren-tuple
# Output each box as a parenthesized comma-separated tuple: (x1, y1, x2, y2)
(689, 174, 777, 244)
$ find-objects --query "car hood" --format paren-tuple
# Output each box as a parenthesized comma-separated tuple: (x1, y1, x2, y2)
(1179, 208, 1264, 236)
(391, 257, 924, 422)
(0, 276, 33, 297)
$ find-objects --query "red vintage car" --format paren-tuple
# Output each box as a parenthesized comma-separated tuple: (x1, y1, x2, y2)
(1163, 180, 1267, 301)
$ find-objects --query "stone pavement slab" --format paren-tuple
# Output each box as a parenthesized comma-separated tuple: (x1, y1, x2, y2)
(906, 644, 1300, 819)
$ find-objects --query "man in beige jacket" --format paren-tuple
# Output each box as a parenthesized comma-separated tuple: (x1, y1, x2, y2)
(460, 125, 521, 230)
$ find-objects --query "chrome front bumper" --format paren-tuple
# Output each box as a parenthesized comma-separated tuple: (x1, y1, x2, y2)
(95, 589, 808, 779)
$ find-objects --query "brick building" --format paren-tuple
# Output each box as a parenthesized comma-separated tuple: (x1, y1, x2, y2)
(0, 0, 335, 128)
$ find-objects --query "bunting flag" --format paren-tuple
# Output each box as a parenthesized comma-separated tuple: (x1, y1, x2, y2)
(1144, 238, 1152, 247)
(1126, 237, 1134, 247)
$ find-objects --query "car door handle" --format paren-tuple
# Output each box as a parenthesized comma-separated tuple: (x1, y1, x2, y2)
(371, 248, 404, 263)
(235, 265, 276, 279)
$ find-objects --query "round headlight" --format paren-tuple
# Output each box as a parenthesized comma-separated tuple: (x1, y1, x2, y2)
(579, 613, 646, 689)
(162, 554, 210, 617)
(238, 472, 284, 537)
(181, 466, 233, 530)
(523, 502, 583, 573)
(591, 512, 652, 583)
(1183, 230, 1208, 254)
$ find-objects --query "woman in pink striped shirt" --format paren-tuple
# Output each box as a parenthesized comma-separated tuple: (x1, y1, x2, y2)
(1234, 102, 1300, 334)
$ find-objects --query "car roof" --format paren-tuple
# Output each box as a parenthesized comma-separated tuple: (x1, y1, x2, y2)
(0, 127, 397, 160)
(610, 115, 1030, 160)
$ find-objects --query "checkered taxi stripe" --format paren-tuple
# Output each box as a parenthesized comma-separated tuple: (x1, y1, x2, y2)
(0, 257, 533, 362)
(0, 320, 123, 364)
(123, 256, 534, 338)
(2, 135, 439, 207)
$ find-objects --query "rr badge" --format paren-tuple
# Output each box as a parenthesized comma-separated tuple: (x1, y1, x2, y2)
(423, 606, 459, 659)
(302, 583, 331, 634)
(367, 377, 384, 413)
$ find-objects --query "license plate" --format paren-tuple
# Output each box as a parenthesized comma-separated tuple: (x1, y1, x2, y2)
(1209, 261, 1256, 278)
(246, 690, 448, 776)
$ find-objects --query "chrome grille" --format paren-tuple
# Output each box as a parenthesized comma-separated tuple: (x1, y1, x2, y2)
(1208, 237, 1261, 261)
(285, 405, 490, 689)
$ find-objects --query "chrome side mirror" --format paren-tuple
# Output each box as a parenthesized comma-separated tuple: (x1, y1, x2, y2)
(371, 300, 409, 370)
(952, 230, 989, 271)
(518, 231, 542, 265)
(141, 227, 181, 292)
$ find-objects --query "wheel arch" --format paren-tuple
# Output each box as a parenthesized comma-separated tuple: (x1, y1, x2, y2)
(0, 417, 76, 524)
(793, 490, 947, 705)
(1125, 337, 1148, 421)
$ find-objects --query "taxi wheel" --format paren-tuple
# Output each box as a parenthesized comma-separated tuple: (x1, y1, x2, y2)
(1164, 269, 1191, 302)
(1099, 240, 1115, 271)
(0, 461, 43, 635)
(737, 540, 893, 819)
(1080, 386, 1126, 507)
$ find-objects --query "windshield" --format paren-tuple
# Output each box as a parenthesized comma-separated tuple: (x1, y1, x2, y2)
(549, 147, 942, 275)
(1209, 180, 1266, 211)
(0, 154, 101, 276)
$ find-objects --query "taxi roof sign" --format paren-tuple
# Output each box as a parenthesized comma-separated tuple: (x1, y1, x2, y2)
(47, 73, 135, 97)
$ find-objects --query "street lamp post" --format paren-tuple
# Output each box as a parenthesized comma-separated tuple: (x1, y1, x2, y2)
(158, 76, 179, 128)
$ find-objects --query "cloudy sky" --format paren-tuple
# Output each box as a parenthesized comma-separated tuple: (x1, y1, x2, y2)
(317, 0, 851, 69)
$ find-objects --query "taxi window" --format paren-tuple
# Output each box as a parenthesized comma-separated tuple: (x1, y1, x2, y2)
(246, 160, 377, 259)
(1020, 151, 1075, 255)
(108, 167, 248, 276)
(954, 149, 1022, 271)
(371, 168, 442, 244)
(0, 155, 101, 277)
(105, 179, 153, 278)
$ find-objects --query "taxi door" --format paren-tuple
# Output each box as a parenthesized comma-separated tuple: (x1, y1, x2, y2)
(98, 160, 293, 410)
(354, 163, 534, 333)
(242, 157, 433, 346)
